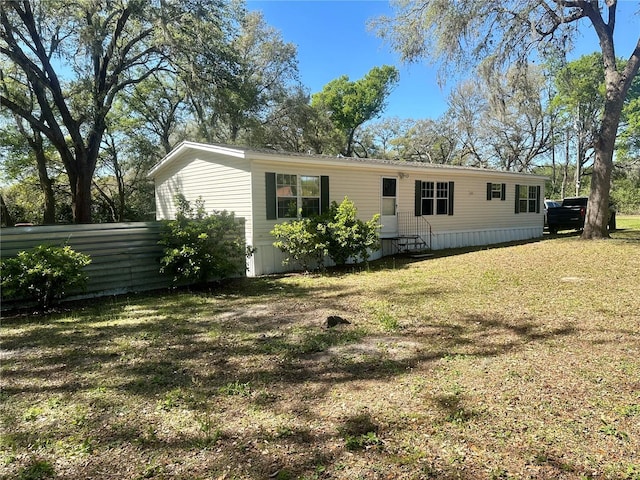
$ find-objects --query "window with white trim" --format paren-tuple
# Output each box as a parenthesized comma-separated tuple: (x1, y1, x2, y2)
(420, 181, 450, 215)
(300, 175, 320, 217)
(436, 182, 449, 215)
(276, 174, 320, 218)
(519, 185, 538, 213)
(421, 181, 434, 215)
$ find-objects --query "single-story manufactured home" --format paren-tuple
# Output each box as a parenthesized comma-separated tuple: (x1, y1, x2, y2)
(148, 142, 546, 276)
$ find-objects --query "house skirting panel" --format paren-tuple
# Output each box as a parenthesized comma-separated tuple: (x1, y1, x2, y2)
(248, 227, 542, 276)
(430, 226, 543, 250)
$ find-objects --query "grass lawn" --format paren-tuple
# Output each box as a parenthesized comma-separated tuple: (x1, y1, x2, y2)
(2, 216, 639, 480)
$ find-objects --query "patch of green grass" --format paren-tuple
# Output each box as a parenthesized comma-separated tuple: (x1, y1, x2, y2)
(218, 381, 251, 396)
(600, 420, 630, 441)
(157, 387, 186, 410)
(22, 406, 43, 422)
(365, 299, 400, 331)
(339, 412, 383, 451)
(344, 431, 383, 451)
(616, 404, 640, 417)
(195, 413, 223, 447)
(616, 215, 640, 230)
(16, 459, 54, 480)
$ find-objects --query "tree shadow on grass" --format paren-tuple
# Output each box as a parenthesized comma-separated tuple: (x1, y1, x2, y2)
(611, 227, 640, 242)
(0, 276, 611, 480)
(1, 292, 580, 399)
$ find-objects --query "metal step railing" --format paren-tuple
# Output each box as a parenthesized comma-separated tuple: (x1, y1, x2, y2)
(385, 212, 432, 254)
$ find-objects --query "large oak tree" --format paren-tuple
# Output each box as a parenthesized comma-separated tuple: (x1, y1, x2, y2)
(0, 0, 236, 223)
(374, 0, 639, 239)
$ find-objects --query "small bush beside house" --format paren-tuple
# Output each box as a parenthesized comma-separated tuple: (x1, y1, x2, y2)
(271, 197, 380, 272)
(318, 198, 380, 266)
(159, 195, 250, 285)
(271, 217, 325, 272)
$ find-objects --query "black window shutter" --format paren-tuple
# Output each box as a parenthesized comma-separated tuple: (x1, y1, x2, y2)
(448, 181, 455, 216)
(514, 184, 520, 214)
(321, 175, 330, 213)
(415, 180, 422, 216)
(501, 183, 506, 201)
(536, 185, 541, 213)
(265, 172, 277, 220)
(486, 182, 492, 201)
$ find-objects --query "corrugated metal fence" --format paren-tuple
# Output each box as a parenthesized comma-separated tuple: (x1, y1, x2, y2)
(1, 221, 245, 311)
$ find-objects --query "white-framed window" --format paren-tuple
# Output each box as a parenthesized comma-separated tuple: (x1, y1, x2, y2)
(300, 175, 321, 217)
(487, 182, 506, 201)
(276, 174, 320, 218)
(421, 181, 434, 215)
(436, 181, 449, 215)
(518, 185, 538, 213)
(420, 181, 451, 215)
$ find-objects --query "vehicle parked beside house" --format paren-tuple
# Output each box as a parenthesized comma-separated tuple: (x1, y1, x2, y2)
(545, 199, 585, 234)
(543, 199, 560, 227)
(545, 196, 616, 234)
(562, 196, 617, 231)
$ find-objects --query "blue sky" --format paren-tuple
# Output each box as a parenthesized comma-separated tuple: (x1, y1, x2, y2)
(246, 0, 640, 120)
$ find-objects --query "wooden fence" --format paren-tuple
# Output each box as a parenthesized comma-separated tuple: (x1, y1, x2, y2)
(1, 220, 245, 311)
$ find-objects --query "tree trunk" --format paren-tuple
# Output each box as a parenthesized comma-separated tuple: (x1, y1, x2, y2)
(345, 128, 356, 157)
(575, 138, 582, 197)
(117, 172, 126, 222)
(30, 131, 56, 224)
(36, 153, 57, 224)
(581, 4, 640, 239)
(550, 122, 556, 194)
(19, 124, 57, 224)
(581, 93, 623, 239)
(14, 121, 56, 225)
(561, 129, 569, 199)
(73, 164, 94, 224)
(0, 194, 14, 227)
(583, 143, 613, 239)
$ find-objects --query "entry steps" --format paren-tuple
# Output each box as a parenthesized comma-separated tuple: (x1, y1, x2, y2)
(391, 235, 429, 254)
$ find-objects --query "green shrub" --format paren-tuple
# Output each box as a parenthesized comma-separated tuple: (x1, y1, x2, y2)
(159, 195, 249, 285)
(270, 197, 380, 272)
(271, 217, 326, 271)
(318, 197, 380, 266)
(1, 245, 91, 310)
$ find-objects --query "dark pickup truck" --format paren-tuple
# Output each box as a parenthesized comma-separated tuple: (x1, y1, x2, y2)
(545, 197, 616, 234)
(545, 198, 585, 234)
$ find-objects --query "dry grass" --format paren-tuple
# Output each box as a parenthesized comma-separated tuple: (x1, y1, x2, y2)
(2, 217, 639, 480)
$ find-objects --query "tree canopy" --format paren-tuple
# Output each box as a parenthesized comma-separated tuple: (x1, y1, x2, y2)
(311, 65, 399, 157)
(3, 1, 638, 225)
(1, 0, 238, 223)
(373, 0, 640, 239)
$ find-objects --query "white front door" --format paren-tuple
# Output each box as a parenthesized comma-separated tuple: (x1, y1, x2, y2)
(380, 177, 398, 237)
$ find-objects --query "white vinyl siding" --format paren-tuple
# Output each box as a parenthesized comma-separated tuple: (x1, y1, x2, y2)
(257, 162, 544, 274)
(153, 150, 253, 248)
(412, 175, 542, 231)
(151, 143, 545, 275)
(252, 161, 382, 244)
